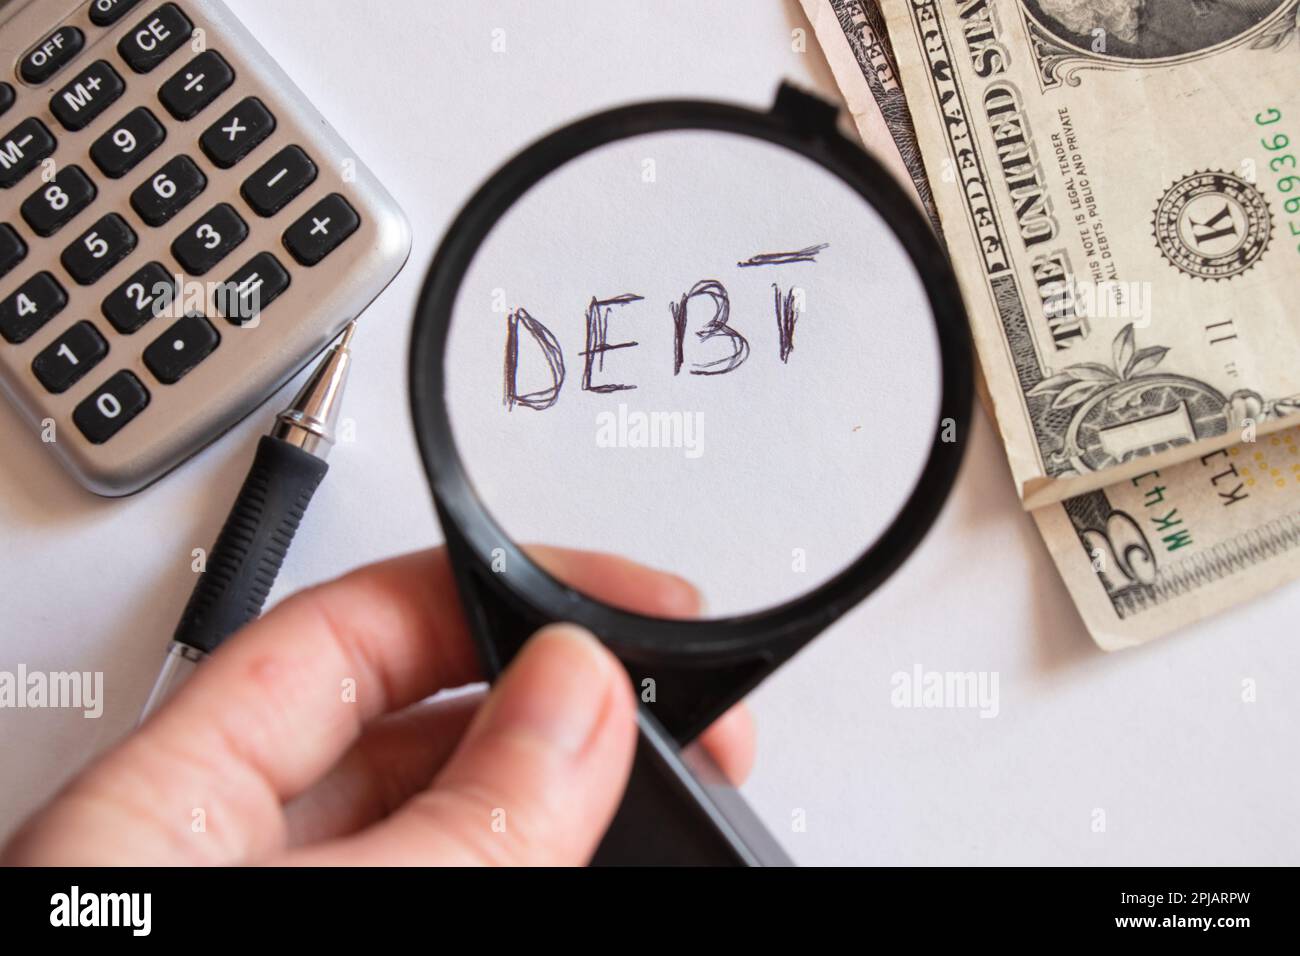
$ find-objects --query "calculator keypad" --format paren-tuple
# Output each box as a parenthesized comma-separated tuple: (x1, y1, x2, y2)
(21, 165, 97, 238)
(0, 271, 67, 344)
(0, 0, 399, 485)
(62, 213, 137, 285)
(50, 60, 125, 131)
(32, 320, 108, 393)
(73, 369, 149, 443)
(143, 312, 218, 383)
(118, 3, 192, 73)
(130, 154, 206, 226)
(90, 106, 165, 178)
(159, 51, 234, 121)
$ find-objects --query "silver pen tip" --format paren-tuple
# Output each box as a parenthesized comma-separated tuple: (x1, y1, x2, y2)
(338, 320, 357, 352)
(271, 323, 356, 459)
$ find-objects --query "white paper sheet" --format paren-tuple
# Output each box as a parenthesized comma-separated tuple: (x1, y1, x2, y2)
(444, 130, 942, 615)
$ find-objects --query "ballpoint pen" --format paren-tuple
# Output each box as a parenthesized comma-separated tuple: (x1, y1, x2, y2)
(138, 323, 356, 722)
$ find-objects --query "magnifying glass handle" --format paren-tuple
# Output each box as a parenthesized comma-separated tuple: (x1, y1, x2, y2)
(434, 518, 795, 864)
(592, 709, 793, 866)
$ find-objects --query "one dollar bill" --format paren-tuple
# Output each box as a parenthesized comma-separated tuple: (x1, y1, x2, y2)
(1035, 425, 1300, 649)
(879, 0, 1300, 508)
(796, 0, 942, 228)
(801, 0, 1300, 647)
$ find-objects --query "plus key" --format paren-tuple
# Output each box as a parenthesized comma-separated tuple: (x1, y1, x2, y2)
(283, 193, 360, 266)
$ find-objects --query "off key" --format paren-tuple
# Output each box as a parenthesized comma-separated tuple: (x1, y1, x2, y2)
(20, 26, 84, 85)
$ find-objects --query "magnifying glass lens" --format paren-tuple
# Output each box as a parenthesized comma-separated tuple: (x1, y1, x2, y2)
(442, 129, 943, 619)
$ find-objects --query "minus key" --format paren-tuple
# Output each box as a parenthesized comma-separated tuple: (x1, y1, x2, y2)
(241, 145, 317, 217)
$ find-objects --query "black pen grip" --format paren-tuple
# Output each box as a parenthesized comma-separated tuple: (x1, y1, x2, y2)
(174, 435, 329, 654)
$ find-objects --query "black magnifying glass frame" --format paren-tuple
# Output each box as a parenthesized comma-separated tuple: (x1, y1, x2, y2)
(409, 83, 974, 746)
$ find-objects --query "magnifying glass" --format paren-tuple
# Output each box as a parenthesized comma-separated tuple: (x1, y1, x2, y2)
(409, 84, 973, 865)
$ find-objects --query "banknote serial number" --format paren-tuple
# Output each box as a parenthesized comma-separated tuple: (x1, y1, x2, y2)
(1256, 108, 1300, 255)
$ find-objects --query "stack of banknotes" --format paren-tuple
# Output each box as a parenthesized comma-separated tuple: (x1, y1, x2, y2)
(800, 0, 1300, 648)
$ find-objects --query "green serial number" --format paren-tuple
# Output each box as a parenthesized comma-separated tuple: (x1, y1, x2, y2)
(1256, 108, 1300, 255)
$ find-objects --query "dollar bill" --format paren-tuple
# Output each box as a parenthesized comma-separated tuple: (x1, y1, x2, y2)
(802, 0, 1300, 647)
(877, 0, 1300, 509)
(1035, 425, 1300, 649)
(798, 0, 942, 230)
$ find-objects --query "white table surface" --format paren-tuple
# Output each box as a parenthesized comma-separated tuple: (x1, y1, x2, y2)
(2, 0, 1296, 865)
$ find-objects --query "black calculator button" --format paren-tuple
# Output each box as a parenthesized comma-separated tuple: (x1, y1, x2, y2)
(102, 261, 176, 333)
(62, 213, 137, 285)
(73, 370, 149, 443)
(32, 320, 108, 394)
(119, 3, 192, 74)
(0, 118, 57, 189)
(0, 271, 67, 344)
(50, 60, 125, 132)
(0, 223, 26, 280)
(20, 27, 84, 85)
(21, 165, 97, 238)
(143, 312, 218, 384)
(90, 107, 165, 178)
(130, 154, 206, 227)
(90, 0, 146, 27)
(200, 97, 275, 169)
(0, 84, 14, 117)
(284, 194, 360, 266)
(159, 51, 235, 121)
(172, 203, 247, 275)
(221, 252, 289, 325)
(241, 145, 316, 217)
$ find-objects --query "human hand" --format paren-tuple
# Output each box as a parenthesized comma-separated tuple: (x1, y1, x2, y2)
(2, 547, 753, 866)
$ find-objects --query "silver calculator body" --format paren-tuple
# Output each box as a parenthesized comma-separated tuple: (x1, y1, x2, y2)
(0, 0, 410, 495)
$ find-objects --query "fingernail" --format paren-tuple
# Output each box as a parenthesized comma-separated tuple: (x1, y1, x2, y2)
(477, 624, 619, 756)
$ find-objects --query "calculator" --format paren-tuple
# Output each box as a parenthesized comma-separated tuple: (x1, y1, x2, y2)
(0, 0, 410, 495)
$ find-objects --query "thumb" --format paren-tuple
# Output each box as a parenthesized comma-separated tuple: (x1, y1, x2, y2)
(301, 624, 638, 865)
